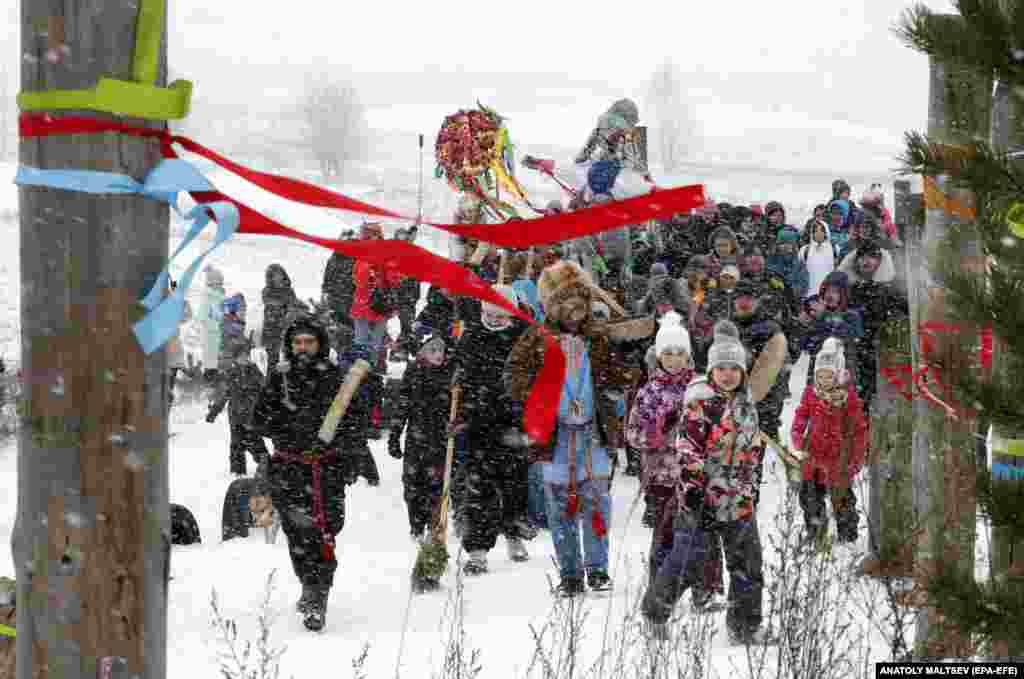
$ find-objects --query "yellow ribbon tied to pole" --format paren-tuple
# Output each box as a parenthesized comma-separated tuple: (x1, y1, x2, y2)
(18, 0, 193, 120)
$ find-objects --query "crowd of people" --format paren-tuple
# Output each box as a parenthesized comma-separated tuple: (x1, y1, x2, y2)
(172, 98, 911, 641)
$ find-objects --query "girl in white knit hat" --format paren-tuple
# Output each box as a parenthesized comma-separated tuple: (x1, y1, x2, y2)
(626, 312, 695, 588)
(641, 320, 773, 645)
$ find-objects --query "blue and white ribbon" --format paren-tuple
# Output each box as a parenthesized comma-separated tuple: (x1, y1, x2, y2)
(15, 159, 239, 354)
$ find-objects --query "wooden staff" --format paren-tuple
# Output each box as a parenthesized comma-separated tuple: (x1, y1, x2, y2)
(318, 359, 372, 444)
(433, 384, 463, 539)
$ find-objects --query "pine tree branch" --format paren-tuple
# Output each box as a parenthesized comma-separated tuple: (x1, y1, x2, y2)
(893, 1, 1024, 88)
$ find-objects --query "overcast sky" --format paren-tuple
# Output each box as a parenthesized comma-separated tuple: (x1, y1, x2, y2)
(3, 0, 959, 173)
(160, 0, 958, 171)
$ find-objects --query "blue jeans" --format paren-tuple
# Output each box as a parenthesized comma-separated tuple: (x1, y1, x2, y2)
(544, 479, 610, 579)
(353, 318, 388, 353)
(527, 463, 547, 528)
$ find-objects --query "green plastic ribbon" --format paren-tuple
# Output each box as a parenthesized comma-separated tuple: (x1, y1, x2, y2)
(0, 623, 14, 638)
(17, 0, 192, 120)
(1003, 440, 1024, 457)
(1008, 202, 1024, 238)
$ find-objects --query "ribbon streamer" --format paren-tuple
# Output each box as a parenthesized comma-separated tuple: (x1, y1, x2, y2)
(17, 113, 706, 442)
(18, 0, 192, 120)
(0, 623, 13, 638)
(991, 463, 1024, 481)
(17, 113, 705, 248)
(14, 159, 239, 355)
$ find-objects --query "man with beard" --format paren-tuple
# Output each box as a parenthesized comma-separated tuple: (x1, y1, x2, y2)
(838, 240, 907, 413)
(451, 285, 535, 574)
(251, 314, 373, 632)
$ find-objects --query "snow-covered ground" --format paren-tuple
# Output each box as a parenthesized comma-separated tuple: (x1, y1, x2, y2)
(0, 154, 930, 677)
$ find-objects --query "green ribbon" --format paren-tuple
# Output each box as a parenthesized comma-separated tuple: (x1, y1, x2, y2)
(17, 0, 192, 120)
(0, 623, 14, 638)
(1003, 440, 1024, 457)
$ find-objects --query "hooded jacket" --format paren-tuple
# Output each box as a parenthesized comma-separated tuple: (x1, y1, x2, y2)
(261, 264, 302, 346)
(673, 375, 765, 524)
(321, 250, 356, 324)
(626, 360, 694, 490)
(251, 315, 370, 455)
(350, 260, 403, 322)
(799, 222, 837, 299)
(839, 245, 908, 341)
(706, 226, 740, 278)
(791, 382, 868, 487)
(639, 273, 690, 318)
(391, 349, 455, 447)
(800, 271, 864, 356)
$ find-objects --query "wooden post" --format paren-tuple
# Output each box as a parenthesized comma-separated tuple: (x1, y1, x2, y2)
(863, 180, 916, 578)
(14, 2, 170, 677)
(910, 18, 990, 658)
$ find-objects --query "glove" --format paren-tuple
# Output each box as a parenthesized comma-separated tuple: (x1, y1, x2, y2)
(388, 433, 403, 459)
(683, 487, 705, 512)
(205, 411, 216, 424)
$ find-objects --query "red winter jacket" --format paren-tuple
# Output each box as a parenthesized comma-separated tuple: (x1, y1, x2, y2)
(790, 383, 868, 487)
(350, 260, 403, 322)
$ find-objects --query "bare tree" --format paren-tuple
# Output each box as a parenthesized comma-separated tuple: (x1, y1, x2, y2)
(300, 76, 369, 181)
(645, 59, 699, 172)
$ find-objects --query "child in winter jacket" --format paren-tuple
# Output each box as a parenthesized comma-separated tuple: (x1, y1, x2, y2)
(389, 334, 454, 549)
(207, 339, 270, 476)
(642, 321, 771, 646)
(706, 226, 740, 280)
(799, 271, 864, 381)
(799, 221, 837, 301)
(790, 338, 868, 545)
(626, 312, 695, 588)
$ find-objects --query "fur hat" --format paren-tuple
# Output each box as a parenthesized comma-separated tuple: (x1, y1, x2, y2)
(707, 320, 747, 374)
(655, 311, 692, 357)
(537, 260, 597, 315)
(815, 337, 846, 380)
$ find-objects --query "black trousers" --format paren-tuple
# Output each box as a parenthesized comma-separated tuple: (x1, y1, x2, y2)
(268, 459, 347, 587)
(229, 423, 269, 475)
(458, 447, 529, 553)
(402, 438, 446, 535)
(799, 480, 858, 543)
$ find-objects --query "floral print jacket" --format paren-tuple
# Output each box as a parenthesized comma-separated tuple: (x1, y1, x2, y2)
(673, 377, 766, 524)
(626, 363, 693, 490)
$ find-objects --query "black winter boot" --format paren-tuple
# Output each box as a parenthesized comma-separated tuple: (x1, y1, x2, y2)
(555, 576, 585, 598)
(295, 584, 316, 614)
(302, 586, 329, 632)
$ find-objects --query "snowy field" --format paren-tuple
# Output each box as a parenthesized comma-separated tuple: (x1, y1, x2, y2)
(0, 154, 933, 677)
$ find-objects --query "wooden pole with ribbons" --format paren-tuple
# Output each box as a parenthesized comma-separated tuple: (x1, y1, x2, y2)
(14, 0, 188, 675)
(910, 25, 990, 657)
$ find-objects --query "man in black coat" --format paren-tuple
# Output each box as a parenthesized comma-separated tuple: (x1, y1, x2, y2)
(320, 229, 357, 356)
(251, 313, 372, 632)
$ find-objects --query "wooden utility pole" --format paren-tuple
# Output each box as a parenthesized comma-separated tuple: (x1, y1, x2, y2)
(863, 180, 916, 579)
(910, 15, 990, 659)
(14, 2, 170, 677)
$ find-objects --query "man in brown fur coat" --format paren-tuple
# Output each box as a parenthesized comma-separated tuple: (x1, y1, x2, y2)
(504, 260, 647, 597)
